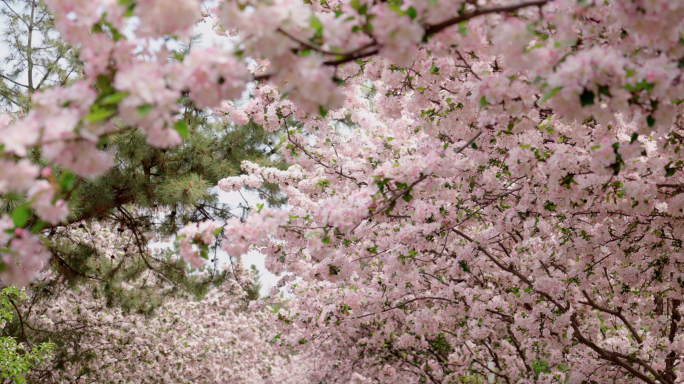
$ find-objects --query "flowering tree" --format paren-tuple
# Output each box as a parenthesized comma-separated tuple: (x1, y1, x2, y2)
(10, 222, 305, 383)
(1, 0, 684, 382)
(216, 1, 684, 383)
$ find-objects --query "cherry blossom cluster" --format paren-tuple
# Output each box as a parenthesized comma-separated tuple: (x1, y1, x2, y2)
(0, 224, 50, 288)
(177, 220, 223, 267)
(222, 209, 290, 257)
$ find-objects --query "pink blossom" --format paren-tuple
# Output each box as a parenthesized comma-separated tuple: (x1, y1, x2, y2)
(0, 230, 50, 287)
(134, 0, 202, 38)
(27, 180, 70, 225)
(183, 48, 249, 108)
(372, 5, 423, 67)
(0, 114, 10, 128)
(0, 159, 39, 194)
(42, 142, 114, 178)
(177, 221, 222, 267)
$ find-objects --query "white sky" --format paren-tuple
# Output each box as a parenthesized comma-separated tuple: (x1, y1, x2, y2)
(217, 189, 281, 297)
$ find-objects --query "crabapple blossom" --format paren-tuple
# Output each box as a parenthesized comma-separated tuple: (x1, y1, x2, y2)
(372, 5, 424, 67)
(222, 210, 289, 257)
(177, 220, 223, 267)
(0, 160, 39, 194)
(27, 180, 69, 225)
(133, 0, 202, 39)
(183, 48, 250, 108)
(0, 226, 50, 287)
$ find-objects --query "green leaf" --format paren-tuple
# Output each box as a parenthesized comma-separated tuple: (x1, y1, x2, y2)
(406, 7, 417, 19)
(349, 0, 367, 14)
(31, 221, 48, 233)
(480, 96, 489, 107)
(429, 64, 440, 75)
(137, 105, 154, 117)
(60, 170, 76, 190)
(322, 236, 331, 244)
(458, 21, 468, 36)
(598, 85, 611, 98)
(96, 75, 114, 95)
(310, 15, 323, 36)
(104, 22, 126, 42)
(97, 135, 110, 150)
(12, 207, 29, 228)
(543, 201, 557, 212)
(559, 174, 578, 190)
(402, 193, 413, 203)
(665, 162, 676, 177)
(579, 89, 595, 106)
(173, 120, 189, 138)
(634, 79, 655, 92)
(101, 92, 129, 105)
(387, 4, 404, 15)
(85, 109, 116, 123)
(647, 115, 655, 127)
(540, 86, 562, 103)
(269, 333, 282, 343)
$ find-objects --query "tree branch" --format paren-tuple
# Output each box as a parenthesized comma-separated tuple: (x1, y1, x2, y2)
(579, 290, 643, 344)
(570, 314, 662, 384)
(423, 0, 550, 36)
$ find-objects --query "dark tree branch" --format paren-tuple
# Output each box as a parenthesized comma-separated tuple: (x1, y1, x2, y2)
(579, 290, 643, 344)
(423, 0, 550, 36)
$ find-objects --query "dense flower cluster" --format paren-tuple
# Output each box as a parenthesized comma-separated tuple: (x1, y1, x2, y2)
(177, 220, 223, 267)
(21, 223, 308, 383)
(0, 225, 50, 287)
(36, 276, 306, 384)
